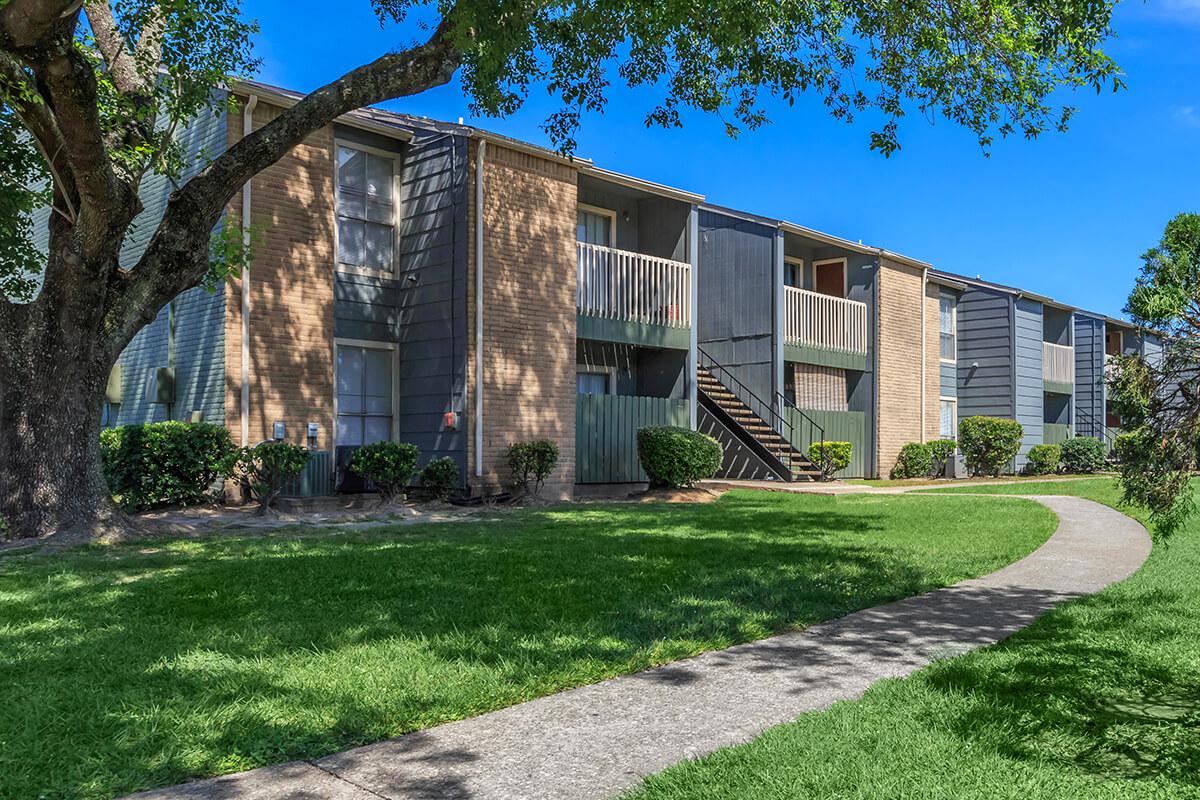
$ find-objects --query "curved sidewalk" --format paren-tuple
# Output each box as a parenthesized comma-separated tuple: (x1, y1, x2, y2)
(128, 496, 1151, 800)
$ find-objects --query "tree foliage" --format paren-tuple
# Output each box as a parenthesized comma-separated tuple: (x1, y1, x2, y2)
(1109, 213, 1200, 536)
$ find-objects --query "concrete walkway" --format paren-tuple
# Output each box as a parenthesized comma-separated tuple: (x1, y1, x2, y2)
(127, 495, 1151, 800)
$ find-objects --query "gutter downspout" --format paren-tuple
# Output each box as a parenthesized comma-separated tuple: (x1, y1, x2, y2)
(474, 140, 486, 478)
(920, 269, 927, 443)
(240, 94, 258, 447)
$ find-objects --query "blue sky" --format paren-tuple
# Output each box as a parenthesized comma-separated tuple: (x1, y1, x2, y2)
(247, 0, 1199, 319)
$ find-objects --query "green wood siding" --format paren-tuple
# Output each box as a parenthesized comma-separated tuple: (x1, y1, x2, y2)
(1043, 379, 1074, 396)
(783, 343, 868, 371)
(576, 394, 690, 483)
(785, 408, 867, 478)
(577, 315, 690, 350)
(1044, 423, 1071, 447)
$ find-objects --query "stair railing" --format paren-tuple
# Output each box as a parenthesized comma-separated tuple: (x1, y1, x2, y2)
(1074, 404, 1117, 451)
(780, 394, 826, 457)
(697, 347, 794, 445)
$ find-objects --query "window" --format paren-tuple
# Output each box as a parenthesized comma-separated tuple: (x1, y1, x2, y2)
(939, 294, 956, 361)
(577, 206, 614, 246)
(336, 144, 396, 274)
(336, 344, 394, 447)
(576, 370, 611, 395)
(940, 398, 957, 439)
(784, 258, 815, 290)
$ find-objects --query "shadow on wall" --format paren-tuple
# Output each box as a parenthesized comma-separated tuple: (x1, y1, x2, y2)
(478, 147, 576, 494)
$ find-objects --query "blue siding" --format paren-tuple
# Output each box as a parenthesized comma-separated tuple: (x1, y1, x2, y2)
(956, 286, 1013, 419)
(108, 99, 229, 426)
(696, 209, 777, 400)
(1074, 314, 1105, 437)
(333, 128, 470, 479)
(1013, 297, 1043, 467)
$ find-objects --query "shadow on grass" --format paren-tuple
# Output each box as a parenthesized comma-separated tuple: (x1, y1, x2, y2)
(0, 492, 1044, 797)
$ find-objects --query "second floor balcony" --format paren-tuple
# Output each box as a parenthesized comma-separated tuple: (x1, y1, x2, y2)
(784, 286, 868, 357)
(1043, 341, 1075, 389)
(576, 242, 692, 329)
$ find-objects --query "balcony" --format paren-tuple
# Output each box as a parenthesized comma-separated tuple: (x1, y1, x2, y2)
(1043, 341, 1075, 390)
(784, 286, 868, 357)
(576, 242, 691, 329)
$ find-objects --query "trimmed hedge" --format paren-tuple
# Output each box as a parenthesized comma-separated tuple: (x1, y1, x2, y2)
(637, 426, 723, 488)
(958, 416, 1023, 477)
(420, 457, 460, 501)
(100, 422, 233, 511)
(928, 439, 957, 478)
(1026, 444, 1062, 475)
(1061, 436, 1106, 474)
(508, 440, 560, 497)
(891, 442, 932, 480)
(224, 442, 310, 512)
(808, 441, 852, 481)
(350, 441, 420, 502)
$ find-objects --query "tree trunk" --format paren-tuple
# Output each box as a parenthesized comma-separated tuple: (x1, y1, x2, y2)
(0, 233, 127, 540)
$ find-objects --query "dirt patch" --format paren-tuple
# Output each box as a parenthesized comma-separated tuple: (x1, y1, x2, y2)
(625, 486, 726, 504)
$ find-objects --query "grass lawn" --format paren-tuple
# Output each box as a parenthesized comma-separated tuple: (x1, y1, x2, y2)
(0, 490, 1053, 799)
(627, 479, 1200, 800)
(843, 474, 1104, 488)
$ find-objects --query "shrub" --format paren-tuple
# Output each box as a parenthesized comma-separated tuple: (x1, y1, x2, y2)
(224, 442, 311, 513)
(508, 440, 560, 497)
(420, 457, 460, 501)
(808, 441, 852, 481)
(637, 426, 723, 488)
(1026, 444, 1062, 475)
(100, 421, 234, 511)
(958, 416, 1024, 477)
(350, 441, 420, 503)
(1061, 436, 1106, 474)
(891, 442, 932, 480)
(927, 439, 958, 478)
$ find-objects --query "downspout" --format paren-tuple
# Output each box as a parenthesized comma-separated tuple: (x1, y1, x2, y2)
(239, 94, 258, 447)
(920, 269, 927, 443)
(474, 139, 486, 478)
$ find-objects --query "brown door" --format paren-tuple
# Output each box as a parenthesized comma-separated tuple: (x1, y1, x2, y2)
(1105, 329, 1121, 356)
(814, 261, 845, 298)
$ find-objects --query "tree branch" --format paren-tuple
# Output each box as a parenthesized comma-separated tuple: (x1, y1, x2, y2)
(0, 50, 76, 220)
(0, 0, 82, 51)
(83, 0, 143, 93)
(104, 14, 463, 357)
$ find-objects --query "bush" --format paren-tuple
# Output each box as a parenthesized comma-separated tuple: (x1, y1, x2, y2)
(420, 457, 460, 501)
(958, 416, 1024, 477)
(1061, 436, 1106, 474)
(637, 426, 723, 488)
(1026, 444, 1062, 475)
(224, 442, 310, 512)
(891, 442, 932, 480)
(928, 439, 957, 478)
(100, 421, 234, 511)
(808, 441, 852, 481)
(350, 441, 420, 503)
(508, 440, 560, 497)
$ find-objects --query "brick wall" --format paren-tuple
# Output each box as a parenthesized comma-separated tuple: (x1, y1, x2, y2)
(875, 259, 928, 477)
(465, 142, 578, 498)
(225, 98, 336, 453)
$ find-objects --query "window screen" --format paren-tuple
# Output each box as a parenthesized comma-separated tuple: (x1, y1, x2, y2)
(337, 345, 393, 446)
(577, 210, 613, 246)
(940, 399, 957, 439)
(939, 295, 956, 361)
(337, 146, 395, 271)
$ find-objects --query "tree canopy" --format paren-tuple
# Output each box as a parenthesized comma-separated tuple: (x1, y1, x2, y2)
(1110, 213, 1200, 536)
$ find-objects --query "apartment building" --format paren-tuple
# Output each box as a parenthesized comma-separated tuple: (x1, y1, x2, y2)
(84, 78, 1153, 496)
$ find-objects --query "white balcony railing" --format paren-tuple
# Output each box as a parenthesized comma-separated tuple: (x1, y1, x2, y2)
(576, 242, 691, 328)
(784, 286, 868, 356)
(1044, 341, 1075, 386)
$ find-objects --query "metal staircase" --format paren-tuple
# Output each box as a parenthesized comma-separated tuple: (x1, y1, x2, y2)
(696, 348, 824, 482)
